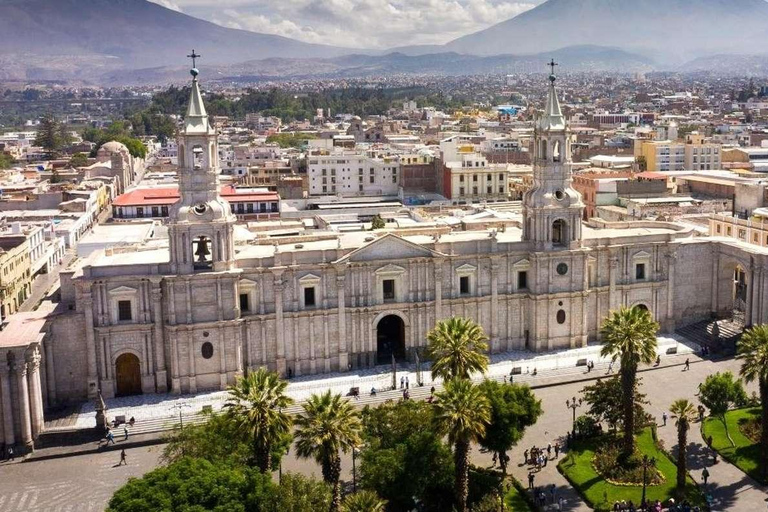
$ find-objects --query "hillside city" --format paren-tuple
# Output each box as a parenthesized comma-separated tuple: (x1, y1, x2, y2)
(2, 10, 768, 512)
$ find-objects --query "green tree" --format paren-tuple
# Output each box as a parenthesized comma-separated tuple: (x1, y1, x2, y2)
(341, 490, 387, 512)
(0, 152, 15, 170)
(477, 380, 542, 475)
(224, 368, 294, 473)
(359, 400, 454, 511)
(426, 317, 489, 382)
(599, 306, 659, 456)
(670, 398, 696, 493)
(739, 324, 768, 480)
(106, 457, 264, 512)
(433, 379, 491, 512)
(262, 473, 332, 512)
(581, 375, 649, 432)
(370, 214, 386, 230)
(35, 114, 66, 157)
(295, 390, 362, 512)
(69, 152, 89, 168)
(162, 411, 251, 466)
(700, 371, 748, 447)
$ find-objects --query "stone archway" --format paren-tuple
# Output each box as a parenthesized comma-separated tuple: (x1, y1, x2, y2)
(115, 353, 142, 397)
(376, 315, 406, 365)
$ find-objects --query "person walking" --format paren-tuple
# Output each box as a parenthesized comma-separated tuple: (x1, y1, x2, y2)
(107, 430, 115, 445)
(118, 449, 127, 466)
(528, 472, 535, 490)
(400, 376, 404, 389)
(524, 449, 529, 464)
(702, 467, 710, 486)
(405, 376, 409, 389)
(554, 442, 560, 458)
(662, 411, 668, 426)
(123, 425, 129, 441)
(547, 443, 552, 458)
(684, 358, 690, 371)
(607, 361, 614, 374)
(6, 446, 14, 461)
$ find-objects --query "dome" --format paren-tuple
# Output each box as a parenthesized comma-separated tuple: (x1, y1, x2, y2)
(99, 141, 129, 154)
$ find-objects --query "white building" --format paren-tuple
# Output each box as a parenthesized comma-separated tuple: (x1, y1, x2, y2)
(307, 152, 400, 197)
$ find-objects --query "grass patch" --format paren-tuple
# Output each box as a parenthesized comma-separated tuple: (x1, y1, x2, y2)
(557, 428, 704, 512)
(701, 407, 765, 484)
(505, 477, 534, 512)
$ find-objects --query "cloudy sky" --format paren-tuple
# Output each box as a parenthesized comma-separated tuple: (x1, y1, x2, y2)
(149, 0, 544, 48)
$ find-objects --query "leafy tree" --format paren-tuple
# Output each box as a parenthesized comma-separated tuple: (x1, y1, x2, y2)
(426, 317, 490, 382)
(69, 152, 89, 168)
(359, 400, 454, 512)
(477, 380, 542, 475)
(739, 324, 768, 480)
(670, 399, 696, 493)
(162, 411, 251, 466)
(83, 121, 147, 159)
(581, 376, 649, 432)
(106, 457, 265, 512)
(341, 490, 387, 512)
(0, 152, 14, 170)
(600, 306, 659, 456)
(370, 214, 386, 230)
(700, 371, 748, 447)
(262, 473, 332, 512)
(266, 132, 316, 149)
(433, 379, 491, 512)
(224, 368, 294, 473)
(295, 390, 362, 512)
(35, 114, 67, 157)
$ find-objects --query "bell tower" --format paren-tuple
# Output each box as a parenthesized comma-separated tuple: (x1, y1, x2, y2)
(522, 61, 584, 250)
(168, 54, 236, 273)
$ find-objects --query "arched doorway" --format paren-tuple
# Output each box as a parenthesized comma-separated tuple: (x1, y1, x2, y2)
(115, 353, 142, 397)
(376, 315, 406, 365)
(634, 304, 649, 313)
(552, 219, 566, 246)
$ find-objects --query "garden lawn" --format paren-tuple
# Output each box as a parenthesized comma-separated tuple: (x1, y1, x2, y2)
(558, 428, 704, 512)
(505, 479, 533, 511)
(701, 407, 764, 484)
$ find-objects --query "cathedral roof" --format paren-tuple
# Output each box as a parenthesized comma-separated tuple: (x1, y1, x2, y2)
(537, 72, 566, 132)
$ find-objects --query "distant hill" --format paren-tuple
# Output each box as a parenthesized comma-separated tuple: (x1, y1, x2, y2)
(680, 54, 768, 75)
(441, 0, 768, 64)
(100, 46, 656, 85)
(0, 0, 351, 80)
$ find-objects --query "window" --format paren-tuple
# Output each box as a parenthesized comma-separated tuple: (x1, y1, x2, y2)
(556, 310, 566, 324)
(518, 271, 528, 290)
(161, 206, 169, 217)
(370, 176, 375, 184)
(459, 175, 464, 182)
(715, 224, 721, 234)
(499, 186, 505, 194)
(383, 279, 395, 301)
(239, 293, 250, 312)
(473, 175, 478, 182)
(304, 287, 316, 307)
(392, 175, 397, 184)
(118, 300, 132, 321)
(459, 276, 470, 295)
(201, 342, 214, 359)
(136, 207, 144, 217)
(247, 203, 254, 213)
(151, 206, 159, 217)
(459, 187, 465, 195)
(472, 187, 478, 195)
(635, 263, 646, 280)
(487, 186, 492, 194)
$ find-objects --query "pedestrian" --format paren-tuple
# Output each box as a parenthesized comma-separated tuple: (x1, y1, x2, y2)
(124, 425, 129, 440)
(400, 376, 404, 389)
(503, 375, 507, 384)
(684, 358, 690, 371)
(550, 483, 556, 502)
(543, 453, 548, 467)
(107, 430, 115, 445)
(528, 471, 535, 490)
(118, 449, 127, 466)
(662, 411, 668, 426)
(405, 376, 409, 389)
(524, 449, 529, 464)
(430, 386, 435, 395)
(697, 382, 702, 396)
(607, 361, 613, 374)
(6, 446, 14, 461)
(702, 467, 709, 486)
(492, 451, 497, 467)
(655, 355, 661, 366)
(547, 443, 552, 458)
(558, 496, 565, 511)
(554, 442, 560, 458)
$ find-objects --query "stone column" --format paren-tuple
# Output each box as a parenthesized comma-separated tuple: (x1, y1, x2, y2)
(151, 282, 167, 393)
(665, 252, 676, 331)
(490, 258, 499, 351)
(0, 362, 15, 449)
(434, 259, 443, 321)
(82, 292, 98, 398)
(336, 270, 348, 371)
(747, 262, 756, 327)
(43, 338, 57, 407)
(608, 256, 619, 311)
(710, 248, 719, 314)
(26, 350, 44, 439)
(14, 362, 33, 449)
(273, 271, 286, 377)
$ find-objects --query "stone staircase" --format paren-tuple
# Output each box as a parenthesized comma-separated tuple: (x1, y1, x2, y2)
(675, 318, 743, 353)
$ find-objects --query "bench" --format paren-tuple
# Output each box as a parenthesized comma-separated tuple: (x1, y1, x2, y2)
(348, 387, 360, 397)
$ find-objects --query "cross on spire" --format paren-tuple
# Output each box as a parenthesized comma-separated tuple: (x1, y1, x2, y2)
(187, 49, 201, 69)
(548, 59, 558, 76)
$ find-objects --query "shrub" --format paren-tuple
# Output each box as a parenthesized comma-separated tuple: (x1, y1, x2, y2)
(575, 415, 601, 438)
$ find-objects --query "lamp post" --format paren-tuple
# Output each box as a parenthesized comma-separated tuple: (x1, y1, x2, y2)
(169, 402, 191, 429)
(352, 445, 358, 492)
(640, 455, 656, 508)
(565, 396, 583, 436)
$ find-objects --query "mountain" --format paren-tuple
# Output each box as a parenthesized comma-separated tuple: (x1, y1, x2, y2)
(0, 0, 352, 79)
(442, 0, 768, 64)
(98, 46, 655, 85)
(680, 54, 768, 75)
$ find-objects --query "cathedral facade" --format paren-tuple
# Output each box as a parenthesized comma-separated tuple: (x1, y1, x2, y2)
(35, 66, 768, 411)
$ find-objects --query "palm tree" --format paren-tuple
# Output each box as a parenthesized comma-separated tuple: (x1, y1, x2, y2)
(426, 317, 490, 382)
(600, 306, 659, 456)
(224, 368, 293, 473)
(341, 490, 387, 512)
(738, 324, 768, 481)
(294, 390, 362, 512)
(433, 379, 491, 512)
(670, 399, 696, 492)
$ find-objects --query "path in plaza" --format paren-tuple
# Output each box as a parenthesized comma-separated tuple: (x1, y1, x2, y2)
(13, 349, 768, 511)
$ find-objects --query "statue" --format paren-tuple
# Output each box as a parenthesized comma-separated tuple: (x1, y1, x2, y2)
(94, 389, 108, 432)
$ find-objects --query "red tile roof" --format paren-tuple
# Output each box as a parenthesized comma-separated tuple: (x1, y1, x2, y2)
(113, 186, 279, 207)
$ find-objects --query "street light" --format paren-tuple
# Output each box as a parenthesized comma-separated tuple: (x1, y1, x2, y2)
(565, 396, 583, 436)
(169, 402, 191, 429)
(352, 445, 358, 492)
(640, 455, 656, 508)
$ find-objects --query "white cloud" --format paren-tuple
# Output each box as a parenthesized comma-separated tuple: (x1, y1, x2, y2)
(150, 0, 183, 12)
(149, 0, 542, 48)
